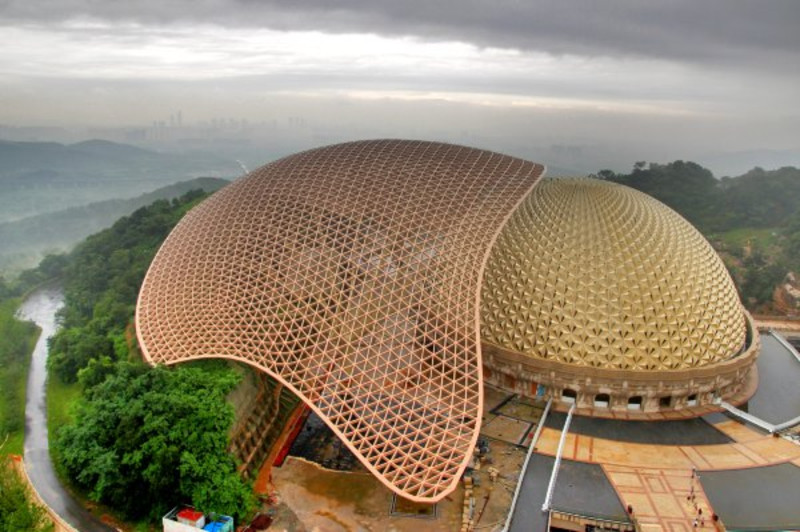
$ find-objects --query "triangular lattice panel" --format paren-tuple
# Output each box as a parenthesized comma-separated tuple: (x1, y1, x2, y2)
(136, 140, 544, 502)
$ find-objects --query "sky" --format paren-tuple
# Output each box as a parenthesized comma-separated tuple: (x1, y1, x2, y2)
(1, 0, 798, 174)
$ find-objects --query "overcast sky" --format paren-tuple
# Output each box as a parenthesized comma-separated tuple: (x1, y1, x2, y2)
(1, 0, 798, 173)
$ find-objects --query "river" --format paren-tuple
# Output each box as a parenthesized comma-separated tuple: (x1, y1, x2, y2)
(18, 286, 115, 532)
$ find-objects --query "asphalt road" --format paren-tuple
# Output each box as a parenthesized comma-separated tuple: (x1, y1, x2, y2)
(741, 333, 800, 424)
(509, 454, 630, 532)
(19, 287, 116, 532)
(701, 462, 800, 530)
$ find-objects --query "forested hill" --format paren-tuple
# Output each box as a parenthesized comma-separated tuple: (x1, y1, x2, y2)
(0, 139, 237, 185)
(0, 177, 229, 272)
(36, 189, 255, 523)
(595, 162, 800, 310)
(0, 139, 240, 224)
(595, 162, 800, 234)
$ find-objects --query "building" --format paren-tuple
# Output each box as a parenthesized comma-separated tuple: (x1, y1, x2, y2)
(481, 178, 758, 414)
(135, 140, 757, 506)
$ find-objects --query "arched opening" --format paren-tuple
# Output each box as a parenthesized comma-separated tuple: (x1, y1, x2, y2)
(562, 389, 577, 404)
(659, 396, 672, 409)
(594, 393, 610, 408)
(627, 396, 643, 410)
(687, 393, 698, 407)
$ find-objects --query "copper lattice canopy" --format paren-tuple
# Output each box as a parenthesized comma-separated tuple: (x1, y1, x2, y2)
(136, 140, 545, 502)
(481, 178, 747, 370)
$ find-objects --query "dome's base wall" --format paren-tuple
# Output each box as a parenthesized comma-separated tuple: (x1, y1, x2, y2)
(482, 315, 760, 417)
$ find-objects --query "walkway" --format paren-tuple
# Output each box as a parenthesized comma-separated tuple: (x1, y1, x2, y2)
(754, 317, 800, 332)
(718, 401, 777, 433)
(744, 333, 800, 424)
(18, 287, 116, 532)
(531, 419, 800, 530)
(545, 412, 731, 445)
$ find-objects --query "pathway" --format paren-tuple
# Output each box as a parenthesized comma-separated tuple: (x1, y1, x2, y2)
(18, 287, 116, 532)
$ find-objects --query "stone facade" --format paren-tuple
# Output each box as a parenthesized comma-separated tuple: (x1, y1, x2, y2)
(482, 313, 759, 415)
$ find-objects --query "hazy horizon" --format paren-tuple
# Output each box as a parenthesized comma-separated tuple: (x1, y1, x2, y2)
(1, 1, 798, 175)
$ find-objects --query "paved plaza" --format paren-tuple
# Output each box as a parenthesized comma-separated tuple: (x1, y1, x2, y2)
(508, 331, 800, 531)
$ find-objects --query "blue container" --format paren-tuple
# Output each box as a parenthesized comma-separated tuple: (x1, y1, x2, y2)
(203, 516, 233, 532)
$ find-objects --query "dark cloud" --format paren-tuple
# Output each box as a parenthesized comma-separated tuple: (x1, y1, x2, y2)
(2, 0, 798, 72)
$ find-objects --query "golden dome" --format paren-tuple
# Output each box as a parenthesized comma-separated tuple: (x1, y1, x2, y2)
(481, 178, 746, 370)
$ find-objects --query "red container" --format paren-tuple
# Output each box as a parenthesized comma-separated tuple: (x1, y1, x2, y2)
(177, 509, 205, 527)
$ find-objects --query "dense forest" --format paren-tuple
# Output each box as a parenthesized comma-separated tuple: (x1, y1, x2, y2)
(41, 191, 255, 522)
(47, 191, 208, 384)
(595, 162, 800, 310)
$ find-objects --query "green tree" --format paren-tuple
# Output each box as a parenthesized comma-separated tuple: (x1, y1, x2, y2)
(56, 363, 255, 522)
(48, 327, 112, 384)
(48, 190, 208, 382)
(608, 160, 721, 230)
(739, 251, 785, 306)
(784, 210, 800, 271)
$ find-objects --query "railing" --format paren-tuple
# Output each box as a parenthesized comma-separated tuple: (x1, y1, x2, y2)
(773, 414, 800, 433)
(768, 329, 800, 364)
(718, 400, 775, 432)
(542, 402, 575, 511)
(501, 397, 552, 532)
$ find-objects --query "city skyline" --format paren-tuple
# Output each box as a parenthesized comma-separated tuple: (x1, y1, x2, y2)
(1, 1, 798, 174)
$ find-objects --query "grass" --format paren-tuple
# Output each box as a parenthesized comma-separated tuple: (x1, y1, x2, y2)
(1, 425, 26, 457)
(718, 227, 780, 251)
(45, 372, 81, 430)
(45, 368, 81, 477)
(0, 298, 41, 456)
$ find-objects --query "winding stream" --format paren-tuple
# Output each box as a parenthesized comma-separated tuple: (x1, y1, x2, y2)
(18, 286, 115, 532)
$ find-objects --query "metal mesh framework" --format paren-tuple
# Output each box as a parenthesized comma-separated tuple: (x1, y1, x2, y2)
(481, 178, 746, 371)
(136, 140, 544, 501)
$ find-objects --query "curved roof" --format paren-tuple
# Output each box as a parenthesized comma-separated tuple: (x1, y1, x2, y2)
(135, 139, 544, 502)
(481, 178, 746, 370)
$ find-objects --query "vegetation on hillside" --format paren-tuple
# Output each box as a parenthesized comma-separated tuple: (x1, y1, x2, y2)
(48, 191, 207, 383)
(0, 138, 238, 224)
(57, 362, 254, 521)
(0, 177, 229, 273)
(41, 189, 255, 523)
(595, 163, 800, 310)
(0, 299, 40, 455)
(0, 456, 53, 531)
